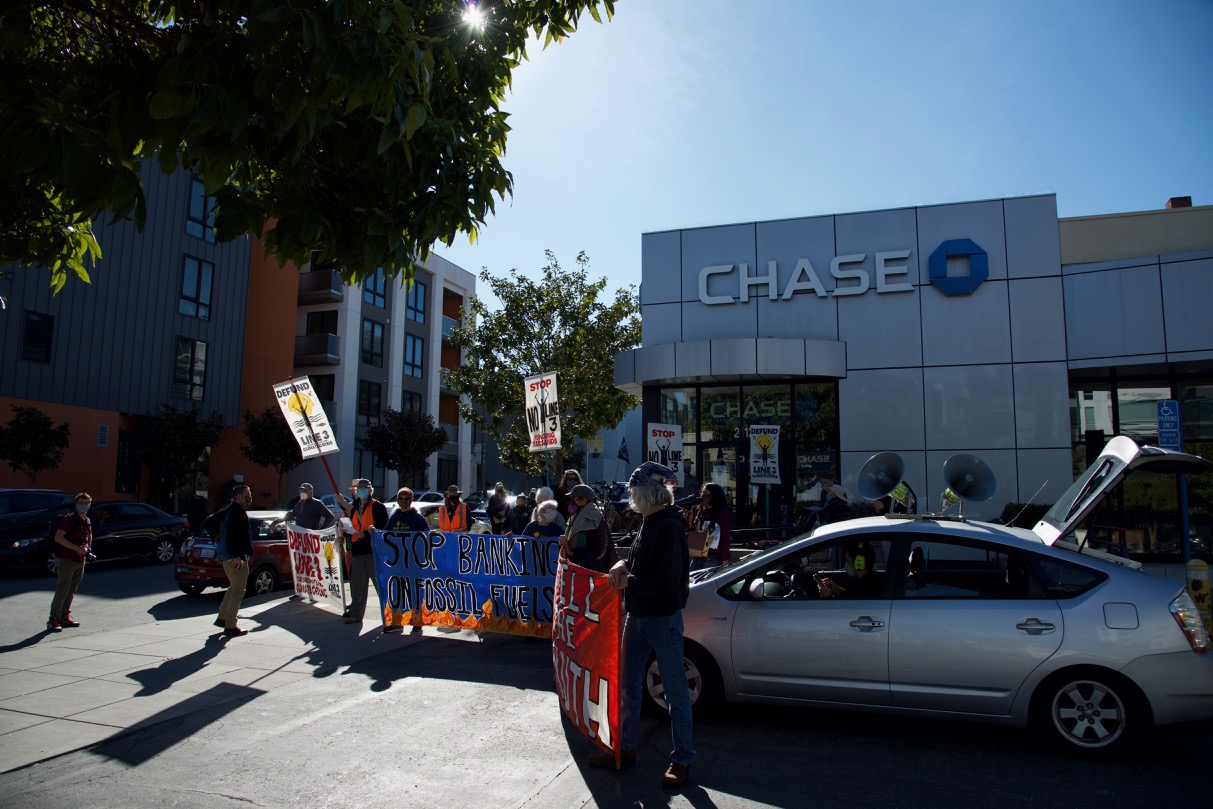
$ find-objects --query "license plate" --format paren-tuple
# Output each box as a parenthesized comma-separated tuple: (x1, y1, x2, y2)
(196, 548, 215, 559)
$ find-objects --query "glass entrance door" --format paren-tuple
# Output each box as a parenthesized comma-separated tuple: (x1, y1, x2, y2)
(700, 443, 740, 511)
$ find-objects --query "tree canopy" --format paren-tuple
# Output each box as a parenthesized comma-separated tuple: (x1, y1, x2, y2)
(359, 406, 448, 488)
(0, 405, 71, 485)
(443, 250, 640, 477)
(241, 406, 304, 503)
(0, 0, 614, 291)
(131, 404, 224, 509)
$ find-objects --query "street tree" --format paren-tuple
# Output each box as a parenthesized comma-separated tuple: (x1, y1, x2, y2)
(359, 407, 448, 490)
(241, 406, 304, 505)
(0, 0, 615, 292)
(0, 405, 70, 485)
(131, 404, 224, 511)
(443, 250, 641, 478)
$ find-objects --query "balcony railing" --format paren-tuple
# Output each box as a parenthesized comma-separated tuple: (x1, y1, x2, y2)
(294, 333, 341, 366)
(297, 268, 345, 304)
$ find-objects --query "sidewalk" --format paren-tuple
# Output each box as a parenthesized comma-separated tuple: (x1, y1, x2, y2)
(0, 597, 419, 773)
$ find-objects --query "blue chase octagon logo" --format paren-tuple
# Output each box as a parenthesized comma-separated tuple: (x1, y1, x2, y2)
(928, 239, 988, 296)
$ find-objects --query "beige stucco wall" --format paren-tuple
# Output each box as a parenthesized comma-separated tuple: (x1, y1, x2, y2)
(1059, 204, 1213, 265)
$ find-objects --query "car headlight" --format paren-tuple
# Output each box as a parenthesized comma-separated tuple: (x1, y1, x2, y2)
(11, 537, 41, 548)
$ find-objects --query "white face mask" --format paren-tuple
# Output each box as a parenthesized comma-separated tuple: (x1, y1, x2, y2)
(76, 502, 90, 515)
(299, 492, 311, 501)
(845, 562, 856, 577)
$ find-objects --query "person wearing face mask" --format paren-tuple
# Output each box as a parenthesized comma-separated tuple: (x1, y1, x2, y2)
(688, 483, 733, 571)
(556, 469, 583, 520)
(47, 493, 94, 632)
(290, 482, 334, 530)
(815, 541, 882, 599)
(437, 484, 470, 532)
(346, 478, 389, 625)
(215, 485, 256, 637)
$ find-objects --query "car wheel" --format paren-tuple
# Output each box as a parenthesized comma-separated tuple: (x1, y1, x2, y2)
(154, 537, 178, 563)
(178, 584, 205, 596)
(247, 565, 278, 597)
(1032, 668, 1147, 755)
(643, 642, 722, 715)
(45, 551, 59, 576)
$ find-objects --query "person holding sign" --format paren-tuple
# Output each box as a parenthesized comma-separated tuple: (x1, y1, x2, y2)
(345, 479, 388, 625)
(589, 461, 694, 789)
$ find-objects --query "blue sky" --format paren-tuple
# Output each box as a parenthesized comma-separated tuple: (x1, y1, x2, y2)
(437, 0, 1213, 302)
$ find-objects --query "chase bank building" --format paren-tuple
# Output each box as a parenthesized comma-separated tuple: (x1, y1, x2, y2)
(613, 194, 1213, 556)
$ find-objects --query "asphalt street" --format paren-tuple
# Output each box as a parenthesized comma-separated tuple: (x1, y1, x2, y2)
(0, 565, 1210, 808)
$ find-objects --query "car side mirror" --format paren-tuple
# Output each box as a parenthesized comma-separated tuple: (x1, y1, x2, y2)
(748, 578, 766, 600)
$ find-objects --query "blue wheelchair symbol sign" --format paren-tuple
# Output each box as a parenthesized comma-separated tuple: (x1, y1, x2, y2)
(1157, 400, 1182, 449)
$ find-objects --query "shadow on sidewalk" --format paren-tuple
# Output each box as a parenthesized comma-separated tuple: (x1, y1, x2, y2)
(124, 634, 227, 696)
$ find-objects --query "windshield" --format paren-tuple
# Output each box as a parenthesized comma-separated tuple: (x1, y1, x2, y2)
(692, 534, 808, 582)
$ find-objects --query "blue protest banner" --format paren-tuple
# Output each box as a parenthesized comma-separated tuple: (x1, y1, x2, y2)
(371, 530, 560, 637)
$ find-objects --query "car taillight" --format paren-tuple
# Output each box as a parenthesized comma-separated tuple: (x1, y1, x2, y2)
(1170, 592, 1209, 654)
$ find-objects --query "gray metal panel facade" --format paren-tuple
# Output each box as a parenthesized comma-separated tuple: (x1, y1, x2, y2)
(1, 160, 251, 425)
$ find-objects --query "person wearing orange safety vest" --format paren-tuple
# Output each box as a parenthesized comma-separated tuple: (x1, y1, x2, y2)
(438, 484, 471, 532)
(344, 478, 388, 625)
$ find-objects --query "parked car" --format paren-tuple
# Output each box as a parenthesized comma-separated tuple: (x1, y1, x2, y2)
(655, 437, 1213, 755)
(414, 501, 491, 534)
(0, 500, 188, 576)
(174, 510, 294, 597)
(0, 488, 72, 530)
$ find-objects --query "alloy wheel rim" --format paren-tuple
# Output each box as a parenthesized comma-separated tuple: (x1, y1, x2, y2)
(1051, 679, 1125, 748)
(646, 656, 703, 709)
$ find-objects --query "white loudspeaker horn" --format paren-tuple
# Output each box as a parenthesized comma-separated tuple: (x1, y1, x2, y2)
(857, 452, 905, 500)
(939, 454, 996, 513)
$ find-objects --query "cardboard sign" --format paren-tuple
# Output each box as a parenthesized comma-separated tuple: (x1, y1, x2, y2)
(273, 377, 338, 458)
(525, 372, 562, 452)
(287, 523, 345, 612)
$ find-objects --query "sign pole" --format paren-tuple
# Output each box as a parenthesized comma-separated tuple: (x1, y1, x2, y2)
(1157, 399, 1190, 561)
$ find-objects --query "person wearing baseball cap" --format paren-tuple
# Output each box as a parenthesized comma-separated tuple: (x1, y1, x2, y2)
(345, 479, 388, 626)
(587, 460, 694, 788)
(290, 482, 334, 530)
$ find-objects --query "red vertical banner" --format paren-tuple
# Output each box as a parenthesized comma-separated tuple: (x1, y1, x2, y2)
(552, 558, 622, 760)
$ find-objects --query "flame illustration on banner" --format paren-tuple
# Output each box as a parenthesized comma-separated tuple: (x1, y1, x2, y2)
(382, 600, 552, 639)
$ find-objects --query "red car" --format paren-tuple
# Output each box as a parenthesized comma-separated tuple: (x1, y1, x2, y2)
(174, 510, 292, 597)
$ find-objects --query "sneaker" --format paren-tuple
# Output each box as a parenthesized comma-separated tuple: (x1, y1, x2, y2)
(60, 615, 80, 628)
(588, 750, 636, 768)
(382, 624, 402, 633)
(410, 626, 423, 634)
(661, 762, 690, 789)
(223, 626, 248, 638)
(344, 616, 361, 624)
(46, 617, 62, 633)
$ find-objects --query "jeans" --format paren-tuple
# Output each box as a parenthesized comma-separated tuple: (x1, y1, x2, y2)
(621, 611, 695, 766)
(50, 558, 84, 619)
(218, 558, 248, 628)
(348, 554, 378, 620)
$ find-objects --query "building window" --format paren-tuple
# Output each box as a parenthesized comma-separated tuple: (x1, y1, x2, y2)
(186, 177, 216, 242)
(306, 310, 338, 336)
(403, 390, 422, 412)
(179, 255, 214, 320)
(361, 319, 385, 367)
(312, 374, 335, 403)
(358, 380, 381, 427)
(173, 337, 207, 401)
(406, 279, 427, 323)
(404, 333, 424, 379)
(355, 449, 383, 491)
(363, 267, 386, 308)
(21, 311, 54, 362)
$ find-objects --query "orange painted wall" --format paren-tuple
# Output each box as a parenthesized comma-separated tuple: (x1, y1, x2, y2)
(0, 396, 130, 498)
(206, 238, 300, 511)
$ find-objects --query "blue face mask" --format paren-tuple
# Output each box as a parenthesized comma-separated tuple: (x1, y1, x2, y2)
(357, 488, 369, 500)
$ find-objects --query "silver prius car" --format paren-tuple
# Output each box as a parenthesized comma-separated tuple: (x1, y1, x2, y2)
(655, 437, 1213, 754)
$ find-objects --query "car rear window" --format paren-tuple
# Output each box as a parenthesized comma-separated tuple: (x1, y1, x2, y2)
(1027, 554, 1107, 599)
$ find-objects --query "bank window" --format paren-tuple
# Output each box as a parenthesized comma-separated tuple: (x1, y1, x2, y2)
(21, 311, 54, 362)
(699, 386, 741, 442)
(363, 268, 386, 308)
(358, 380, 381, 426)
(361, 318, 384, 367)
(659, 387, 697, 441)
(404, 334, 424, 379)
(185, 177, 216, 242)
(307, 310, 338, 336)
(312, 374, 335, 403)
(407, 280, 427, 323)
(173, 337, 207, 401)
(179, 256, 213, 320)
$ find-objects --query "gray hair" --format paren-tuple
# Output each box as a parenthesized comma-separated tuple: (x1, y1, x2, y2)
(536, 500, 559, 525)
(535, 486, 554, 504)
(629, 481, 673, 514)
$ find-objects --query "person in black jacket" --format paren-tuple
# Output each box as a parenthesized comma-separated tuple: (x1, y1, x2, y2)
(216, 485, 255, 637)
(587, 461, 694, 789)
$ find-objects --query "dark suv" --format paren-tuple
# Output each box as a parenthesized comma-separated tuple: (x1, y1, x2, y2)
(0, 489, 72, 530)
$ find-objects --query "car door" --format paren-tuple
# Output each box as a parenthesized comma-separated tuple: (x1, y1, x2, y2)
(888, 536, 1062, 715)
(730, 537, 893, 706)
(114, 503, 161, 559)
(87, 505, 127, 560)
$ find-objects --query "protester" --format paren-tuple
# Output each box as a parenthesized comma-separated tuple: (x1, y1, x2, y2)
(521, 500, 563, 538)
(47, 492, 93, 632)
(589, 462, 694, 789)
(437, 484, 470, 532)
(689, 482, 733, 570)
(677, 458, 701, 500)
(488, 482, 511, 534)
(532, 486, 566, 531)
(556, 469, 583, 520)
(383, 487, 428, 634)
(290, 482, 334, 530)
(506, 493, 531, 535)
(560, 484, 612, 572)
(345, 479, 388, 626)
(215, 485, 255, 637)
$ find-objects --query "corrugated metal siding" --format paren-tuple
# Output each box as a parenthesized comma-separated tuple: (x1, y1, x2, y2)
(0, 159, 250, 426)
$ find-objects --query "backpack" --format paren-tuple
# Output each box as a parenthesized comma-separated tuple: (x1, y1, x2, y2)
(202, 504, 230, 538)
